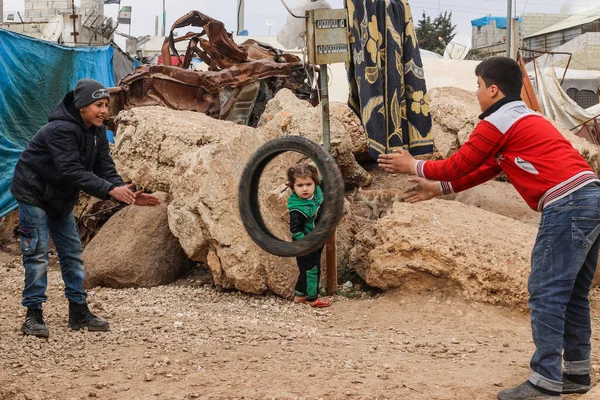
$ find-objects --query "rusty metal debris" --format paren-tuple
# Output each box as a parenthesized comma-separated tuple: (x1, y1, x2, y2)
(109, 10, 318, 128)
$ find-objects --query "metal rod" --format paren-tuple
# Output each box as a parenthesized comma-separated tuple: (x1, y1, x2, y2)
(161, 0, 166, 36)
(320, 66, 331, 151)
(71, 0, 77, 45)
(519, 47, 573, 85)
(319, 64, 337, 296)
(561, 54, 572, 86)
(237, 0, 245, 34)
(280, 0, 308, 19)
(506, 0, 511, 57)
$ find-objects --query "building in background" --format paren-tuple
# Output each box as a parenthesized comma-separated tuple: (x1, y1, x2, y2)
(523, 7, 600, 70)
(470, 14, 568, 57)
(0, 0, 116, 45)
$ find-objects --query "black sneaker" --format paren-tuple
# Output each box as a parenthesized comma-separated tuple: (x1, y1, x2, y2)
(21, 308, 49, 338)
(562, 373, 592, 394)
(497, 381, 561, 399)
(68, 302, 110, 332)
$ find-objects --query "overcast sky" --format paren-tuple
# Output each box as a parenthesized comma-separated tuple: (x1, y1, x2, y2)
(2, 0, 595, 46)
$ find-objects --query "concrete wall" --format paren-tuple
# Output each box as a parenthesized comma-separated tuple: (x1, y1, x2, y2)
(0, 21, 50, 38)
(472, 20, 507, 49)
(1, 16, 112, 46)
(25, 0, 72, 22)
(81, 0, 103, 14)
(473, 43, 506, 57)
(472, 13, 573, 51)
(521, 13, 572, 39)
(24, 0, 104, 22)
(1, 0, 3, 23)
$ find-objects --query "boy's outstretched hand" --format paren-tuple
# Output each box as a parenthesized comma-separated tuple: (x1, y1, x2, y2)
(403, 177, 442, 203)
(377, 149, 416, 174)
(133, 190, 161, 207)
(108, 183, 137, 204)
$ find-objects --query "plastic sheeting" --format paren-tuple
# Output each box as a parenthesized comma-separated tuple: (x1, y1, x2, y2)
(277, 0, 331, 49)
(534, 63, 600, 131)
(111, 43, 142, 83)
(471, 16, 508, 28)
(470, 16, 520, 29)
(0, 28, 116, 218)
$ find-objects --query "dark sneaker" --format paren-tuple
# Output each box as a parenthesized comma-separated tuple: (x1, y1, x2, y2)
(68, 302, 110, 332)
(21, 308, 49, 338)
(497, 381, 561, 400)
(562, 376, 592, 394)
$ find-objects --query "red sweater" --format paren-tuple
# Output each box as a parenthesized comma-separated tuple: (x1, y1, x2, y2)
(415, 101, 598, 211)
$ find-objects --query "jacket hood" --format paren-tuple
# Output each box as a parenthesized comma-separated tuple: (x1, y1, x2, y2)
(48, 90, 95, 132)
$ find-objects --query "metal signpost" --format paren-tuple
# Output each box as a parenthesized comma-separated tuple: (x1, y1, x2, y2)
(305, 8, 350, 295)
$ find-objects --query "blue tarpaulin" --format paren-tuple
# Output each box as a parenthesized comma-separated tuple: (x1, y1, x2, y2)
(471, 16, 521, 29)
(0, 29, 118, 218)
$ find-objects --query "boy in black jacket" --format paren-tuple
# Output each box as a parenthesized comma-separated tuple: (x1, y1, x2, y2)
(11, 79, 160, 337)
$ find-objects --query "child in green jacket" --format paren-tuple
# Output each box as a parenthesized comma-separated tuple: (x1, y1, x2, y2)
(287, 164, 331, 308)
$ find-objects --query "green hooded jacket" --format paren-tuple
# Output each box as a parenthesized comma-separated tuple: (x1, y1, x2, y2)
(287, 185, 323, 240)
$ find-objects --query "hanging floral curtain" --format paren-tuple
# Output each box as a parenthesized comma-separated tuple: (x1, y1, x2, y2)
(346, 0, 433, 158)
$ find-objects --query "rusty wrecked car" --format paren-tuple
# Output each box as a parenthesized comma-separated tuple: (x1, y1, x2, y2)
(108, 10, 320, 128)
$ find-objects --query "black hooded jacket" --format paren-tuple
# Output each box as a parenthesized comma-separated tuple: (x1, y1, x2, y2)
(10, 91, 125, 219)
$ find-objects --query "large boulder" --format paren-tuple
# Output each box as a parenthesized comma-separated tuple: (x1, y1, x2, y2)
(112, 107, 233, 192)
(454, 181, 540, 227)
(0, 210, 19, 253)
(111, 107, 308, 297)
(165, 122, 301, 297)
(428, 87, 480, 159)
(349, 199, 536, 309)
(110, 96, 365, 298)
(258, 89, 372, 189)
(82, 192, 194, 288)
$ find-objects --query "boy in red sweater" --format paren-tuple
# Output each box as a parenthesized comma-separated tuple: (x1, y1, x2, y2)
(378, 56, 600, 400)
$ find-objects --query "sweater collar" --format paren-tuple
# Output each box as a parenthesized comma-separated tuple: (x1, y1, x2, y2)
(478, 94, 522, 120)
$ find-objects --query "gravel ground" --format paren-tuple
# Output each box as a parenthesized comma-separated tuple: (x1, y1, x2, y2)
(1, 251, 599, 400)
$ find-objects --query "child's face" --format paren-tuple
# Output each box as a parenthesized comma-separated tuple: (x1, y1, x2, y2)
(293, 176, 316, 199)
(80, 99, 109, 129)
(476, 75, 500, 112)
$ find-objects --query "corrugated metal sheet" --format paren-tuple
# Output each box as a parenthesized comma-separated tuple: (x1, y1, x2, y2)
(524, 27, 582, 51)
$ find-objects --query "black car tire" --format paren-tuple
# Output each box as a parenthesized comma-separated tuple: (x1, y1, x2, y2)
(238, 136, 344, 257)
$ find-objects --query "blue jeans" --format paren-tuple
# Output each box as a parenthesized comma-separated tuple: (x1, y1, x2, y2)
(18, 202, 87, 309)
(528, 183, 600, 392)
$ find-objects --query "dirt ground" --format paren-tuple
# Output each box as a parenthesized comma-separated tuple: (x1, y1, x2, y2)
(1, 166, 599, 400)
(1, 248, 599, 400)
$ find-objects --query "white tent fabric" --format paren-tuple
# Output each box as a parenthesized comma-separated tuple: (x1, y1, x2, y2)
(534, 63, 600, 130)
(555, 67, 600, 93)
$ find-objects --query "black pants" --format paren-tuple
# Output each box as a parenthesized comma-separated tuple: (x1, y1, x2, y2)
(294, 246, 324, 301)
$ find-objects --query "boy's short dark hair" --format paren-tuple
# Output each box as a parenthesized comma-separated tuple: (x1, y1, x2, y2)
(475, 56, 523, 97)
